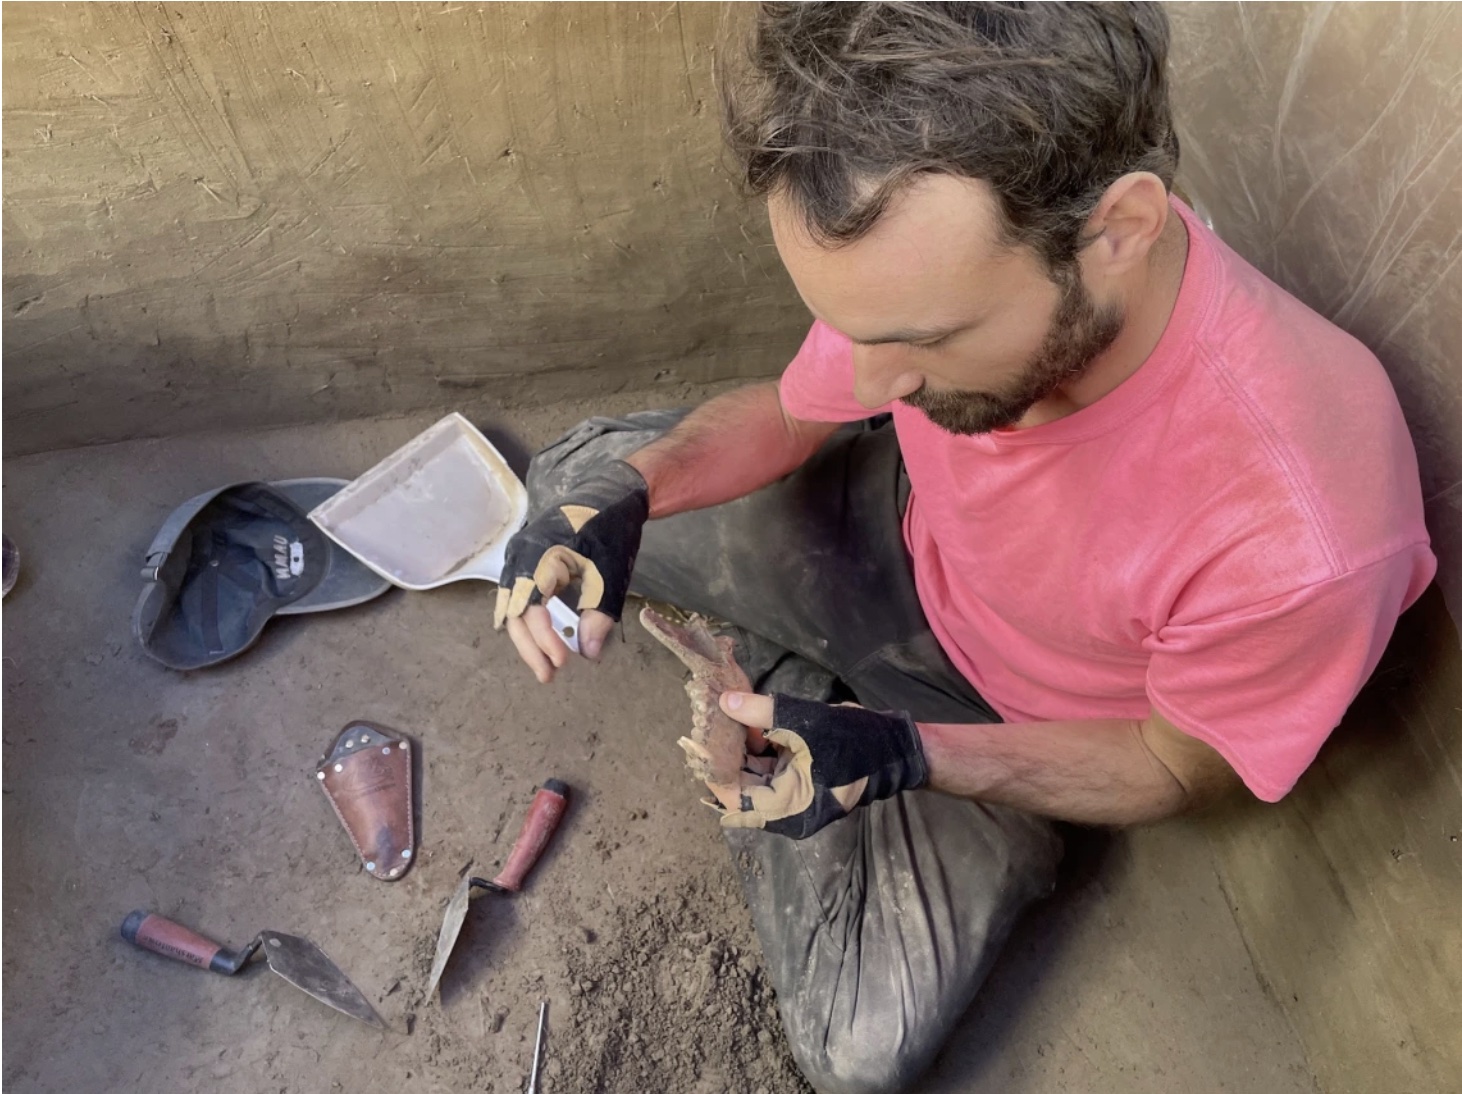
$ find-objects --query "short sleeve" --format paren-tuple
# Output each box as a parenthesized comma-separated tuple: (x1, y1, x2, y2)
(778, 320, 887, 423)
(1145, 547, 1433, 802)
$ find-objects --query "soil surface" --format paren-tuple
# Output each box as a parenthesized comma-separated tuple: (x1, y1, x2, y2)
(2, 398, 1319, 1094)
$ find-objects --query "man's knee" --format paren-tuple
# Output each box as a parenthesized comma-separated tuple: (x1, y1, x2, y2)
(524, 410, 687, 504)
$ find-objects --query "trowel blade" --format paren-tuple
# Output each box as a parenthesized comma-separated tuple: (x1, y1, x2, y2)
(426, 874, 475, 1000)
(259, 931, 386, 1029)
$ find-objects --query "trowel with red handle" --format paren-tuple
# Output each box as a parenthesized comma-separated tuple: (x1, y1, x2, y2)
(121, 911, 386, 1028)
(427, 779, 569, 1001)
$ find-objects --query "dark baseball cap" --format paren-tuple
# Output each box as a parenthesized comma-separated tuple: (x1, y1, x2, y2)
(133, 478, 391, 670)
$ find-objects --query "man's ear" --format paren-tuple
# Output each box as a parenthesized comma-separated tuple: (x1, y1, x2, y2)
(1081, 172, 1170, 277)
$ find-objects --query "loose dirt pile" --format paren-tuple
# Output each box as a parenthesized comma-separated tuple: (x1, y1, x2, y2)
(404, 864, 812, 1094)
(557, 871, 813, 1094)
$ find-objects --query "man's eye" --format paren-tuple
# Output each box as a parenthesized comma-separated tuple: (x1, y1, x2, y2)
(910, 336, 948, 352)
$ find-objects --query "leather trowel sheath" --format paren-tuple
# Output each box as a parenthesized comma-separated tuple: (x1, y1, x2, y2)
(315, 721, 415, 881)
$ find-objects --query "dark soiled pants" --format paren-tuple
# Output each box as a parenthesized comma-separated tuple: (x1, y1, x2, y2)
(527, 411, 1063, 1094)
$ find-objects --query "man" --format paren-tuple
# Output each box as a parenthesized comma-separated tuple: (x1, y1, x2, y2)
(494, 4, 1436, 1092)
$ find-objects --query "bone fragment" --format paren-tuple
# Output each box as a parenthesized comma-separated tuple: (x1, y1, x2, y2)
(640, 607, 753, 791)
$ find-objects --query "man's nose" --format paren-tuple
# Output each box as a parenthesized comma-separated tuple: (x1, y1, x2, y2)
(851, 343, 922, 408)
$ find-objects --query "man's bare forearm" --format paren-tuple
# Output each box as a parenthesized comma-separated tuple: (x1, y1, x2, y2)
(626, 381, 839, 518)
(918, 713, 1240, 826)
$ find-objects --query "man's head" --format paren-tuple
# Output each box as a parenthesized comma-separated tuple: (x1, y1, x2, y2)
(723, 2, 1180, 432)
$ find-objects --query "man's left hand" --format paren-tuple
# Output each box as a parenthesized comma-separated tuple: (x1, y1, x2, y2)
(714, 692, 929, 839)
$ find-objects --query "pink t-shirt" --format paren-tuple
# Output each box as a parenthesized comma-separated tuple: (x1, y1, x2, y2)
(778, 200, 1436, 801)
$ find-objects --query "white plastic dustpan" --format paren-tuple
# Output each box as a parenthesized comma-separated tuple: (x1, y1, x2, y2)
(309, 412, 580, 651)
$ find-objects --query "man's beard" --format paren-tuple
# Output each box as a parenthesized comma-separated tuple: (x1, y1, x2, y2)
(902, 267, 1124, 435)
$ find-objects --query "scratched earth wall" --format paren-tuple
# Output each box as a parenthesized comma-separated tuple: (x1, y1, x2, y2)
(1, 2, 805, 455)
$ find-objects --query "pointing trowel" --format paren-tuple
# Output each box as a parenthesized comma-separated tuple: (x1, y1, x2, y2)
(427, 779, 569, 1000)
(121, 911, 386, 1028)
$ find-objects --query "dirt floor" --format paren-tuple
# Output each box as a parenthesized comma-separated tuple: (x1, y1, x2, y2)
(2, 390, 1323, 1094)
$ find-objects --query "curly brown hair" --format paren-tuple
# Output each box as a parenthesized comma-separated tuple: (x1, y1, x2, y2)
(720, 2, 1180, 272)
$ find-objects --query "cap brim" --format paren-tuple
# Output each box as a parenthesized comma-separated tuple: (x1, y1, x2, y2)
(269, 478, 394, 615)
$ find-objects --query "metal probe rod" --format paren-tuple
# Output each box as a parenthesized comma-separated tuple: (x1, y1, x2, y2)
(527, 999, 548, 1093)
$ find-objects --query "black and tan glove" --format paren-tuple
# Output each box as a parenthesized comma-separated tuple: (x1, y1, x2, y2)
(720, 694, 929, 840)
(493, 460, 650, 630)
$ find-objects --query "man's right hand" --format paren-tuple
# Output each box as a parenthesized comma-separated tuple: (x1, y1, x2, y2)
(497, 382, 838, 683)
(493, 459, 650, 682)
